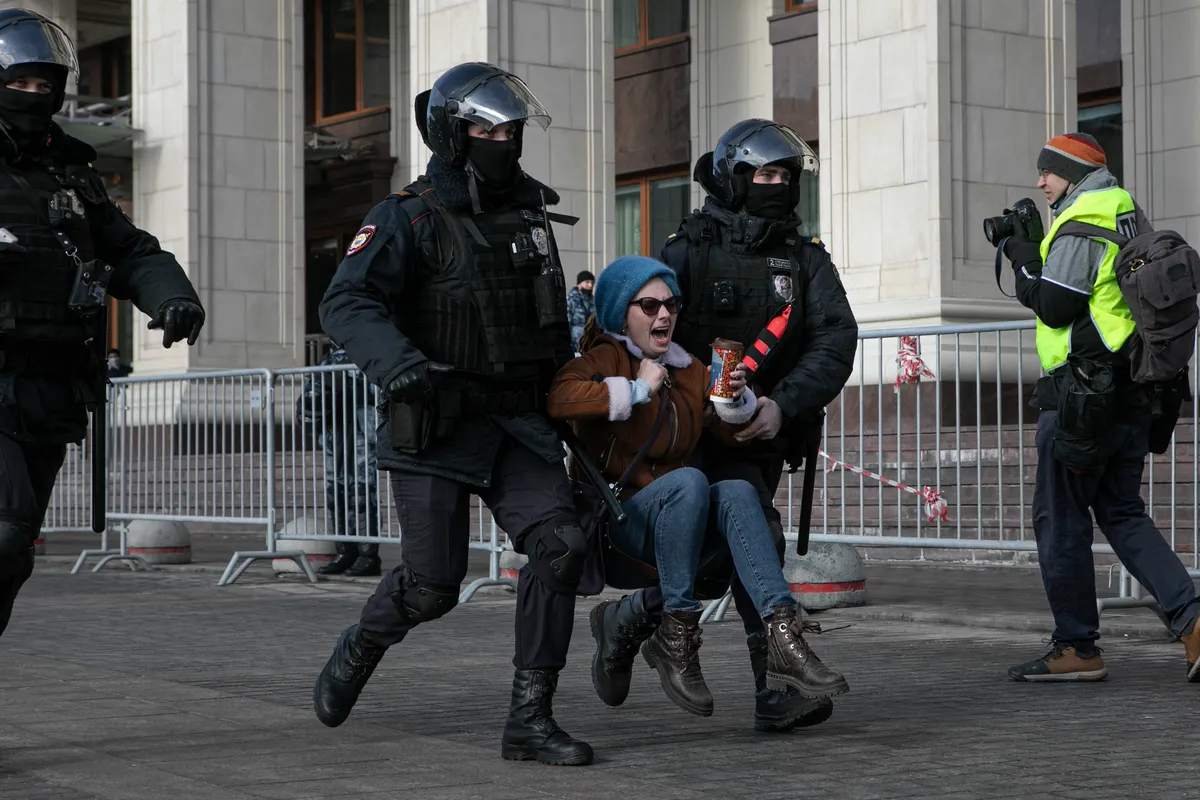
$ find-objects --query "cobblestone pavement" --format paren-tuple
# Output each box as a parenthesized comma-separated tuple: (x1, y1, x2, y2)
(2, 564, 1198, 799)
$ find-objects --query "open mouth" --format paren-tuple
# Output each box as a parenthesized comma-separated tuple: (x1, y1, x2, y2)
(650, 324, 670, 347)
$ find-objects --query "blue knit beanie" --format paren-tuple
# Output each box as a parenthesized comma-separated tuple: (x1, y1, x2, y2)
(594, 255, 681, 334)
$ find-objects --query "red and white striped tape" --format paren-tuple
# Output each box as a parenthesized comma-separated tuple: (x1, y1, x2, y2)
(818, 450, 950, 523)
(894, 335, 935, 391)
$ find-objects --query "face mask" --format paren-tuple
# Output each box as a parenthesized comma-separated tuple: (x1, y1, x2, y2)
(467, 137, 520, 186)
(0, 86, 57, 151)
(742, 181, 795, 220)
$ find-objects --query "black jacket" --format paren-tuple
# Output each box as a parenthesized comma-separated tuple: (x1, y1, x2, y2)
(0, 124, 201, 444)
(661, 201, 858, 432)
(318, 156, 572, 485)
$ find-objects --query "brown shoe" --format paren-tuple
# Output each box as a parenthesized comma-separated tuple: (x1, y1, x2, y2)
(1007, 641, 1107, 682)
(763, 605, 850, 699)
(641, 609, 714, 717)
(1181, 617, 1200, 682)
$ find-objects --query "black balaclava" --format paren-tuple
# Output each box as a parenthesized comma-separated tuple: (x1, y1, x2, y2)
(735, 166, 800, 221)
(467, 136, 521, 187)
(0, 64, 65, 154)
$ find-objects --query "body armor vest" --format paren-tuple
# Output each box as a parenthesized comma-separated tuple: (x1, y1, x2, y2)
(400, 182, 566, 376)
(0, 158, 102, 345)
(672, 213, 801, 368)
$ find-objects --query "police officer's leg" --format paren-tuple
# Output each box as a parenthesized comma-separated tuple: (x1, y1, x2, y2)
(314, 470, 471, 727)
(482, 440, 592, 766)
(319, 434, 359, 575)
(1009, 411, 1109, 681)
(0, 437, 65, 638)
(346, 411, 382, 576)
(1091, 421, 1200, 680)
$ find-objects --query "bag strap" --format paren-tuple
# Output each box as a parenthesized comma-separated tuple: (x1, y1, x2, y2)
(612, 386, 671, 494)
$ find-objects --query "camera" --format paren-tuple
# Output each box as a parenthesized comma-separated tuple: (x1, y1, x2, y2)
(982, 197, 1044, 247)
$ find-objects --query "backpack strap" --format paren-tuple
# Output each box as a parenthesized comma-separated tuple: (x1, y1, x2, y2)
(683, 214, 716, 304)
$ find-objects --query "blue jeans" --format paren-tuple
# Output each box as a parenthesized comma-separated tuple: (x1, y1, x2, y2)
(610, 467, 796, 616)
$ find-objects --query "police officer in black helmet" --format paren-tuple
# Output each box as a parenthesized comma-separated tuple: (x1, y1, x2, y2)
(313, 62, 593, 767)
(587, 119, 859, 733)
(0, 10, 204, 637)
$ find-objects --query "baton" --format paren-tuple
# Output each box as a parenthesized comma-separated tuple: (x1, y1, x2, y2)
(556, 423, 627, 525)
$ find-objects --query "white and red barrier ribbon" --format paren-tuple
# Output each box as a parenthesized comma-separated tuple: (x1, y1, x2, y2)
(894, 335, 934, 391)
(818, 450, 950, 524)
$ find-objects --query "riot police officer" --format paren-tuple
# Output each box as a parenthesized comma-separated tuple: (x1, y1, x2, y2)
(313, 62, 593, 767)
(587, 119, 858, 732)
(0, 10, 205, 636)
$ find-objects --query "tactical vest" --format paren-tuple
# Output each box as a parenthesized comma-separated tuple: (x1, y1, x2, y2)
(399, 183, 567, 377)
(672, 213, 802, 367)
(1036, 186, 1138, 373)
(0, 158, 102, 346)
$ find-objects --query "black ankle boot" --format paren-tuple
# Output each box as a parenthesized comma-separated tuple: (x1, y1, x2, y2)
(747, 630, 833, 732)
(345, 554, 382, 577)
(313, 624, 386, 727)
(641, 609, 714, 717)
(764, 605, 849, 699)
(319, 545, 359, 576)
(500, 669, 594, 766)
(589, 590, 658, 706)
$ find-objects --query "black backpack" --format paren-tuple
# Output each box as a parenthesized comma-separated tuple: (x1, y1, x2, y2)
(1058, 206, 1200, 384)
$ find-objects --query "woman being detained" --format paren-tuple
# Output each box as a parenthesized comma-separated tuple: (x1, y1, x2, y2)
(546, 255, 849, 717)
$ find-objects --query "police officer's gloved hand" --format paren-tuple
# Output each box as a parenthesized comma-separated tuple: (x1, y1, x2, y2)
(148, 299, 206, 347)
(388, 362, 435, 404)
(0, 240, 27, 263)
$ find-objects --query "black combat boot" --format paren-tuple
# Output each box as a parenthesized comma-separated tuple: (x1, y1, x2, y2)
(500, 669, 594, 766)
(640, 609, 714, 717)
(319, 543, 359, 576)
(764, 605, 849, 699)
(313, 624, 386, 727)
(589, 590, 658, 706)
(747, 630, 833, 732)
(345, 544, 382, 577)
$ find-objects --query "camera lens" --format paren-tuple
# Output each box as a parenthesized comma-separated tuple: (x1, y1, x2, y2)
(983, 218, 999, 246)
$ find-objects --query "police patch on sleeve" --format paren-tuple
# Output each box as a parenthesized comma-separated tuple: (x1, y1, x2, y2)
(346, 225, 377, 256)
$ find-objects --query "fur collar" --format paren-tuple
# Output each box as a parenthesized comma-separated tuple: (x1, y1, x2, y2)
(609, 332, 693, 369)
(423, 154, 561, 214)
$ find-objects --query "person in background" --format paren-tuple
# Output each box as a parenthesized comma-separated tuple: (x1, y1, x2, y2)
(566, 270, 595, 352)
(106, 348, 132, 378)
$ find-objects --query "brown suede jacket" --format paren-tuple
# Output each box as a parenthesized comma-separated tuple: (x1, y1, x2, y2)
(547, 322, 758, 498)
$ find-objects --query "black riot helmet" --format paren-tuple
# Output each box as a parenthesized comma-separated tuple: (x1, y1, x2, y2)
(413, 62, 551, 168)
(0, 9, 78, 113)
(696, 119, 819, 210)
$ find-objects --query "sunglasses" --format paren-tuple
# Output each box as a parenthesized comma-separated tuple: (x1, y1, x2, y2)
(629, 296, 683, 316)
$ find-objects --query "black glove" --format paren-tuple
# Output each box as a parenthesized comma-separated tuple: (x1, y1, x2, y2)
(1004, 236, 1043, 270)
(388, 362, 435, 404)
(148, 299, 205, 347)
(0, 240, 27, 263)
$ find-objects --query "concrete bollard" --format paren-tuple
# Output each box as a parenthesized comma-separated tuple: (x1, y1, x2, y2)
(784, 542, 868, 610)
(126, 520, 192, 565)
(33, 534, 44, 556)
(500, 549, 528, 581)
(273, 517, 337, 573)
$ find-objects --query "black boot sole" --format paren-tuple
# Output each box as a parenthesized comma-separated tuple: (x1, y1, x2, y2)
(641, 641, 714, 717)
(589, 602, 630, 708)
(500, 741, 594, 766)
(344, 566, 382, 577)
(313, 673, 356, 728)
(765, 669, 849, 699)
(754, 696, 834, 732)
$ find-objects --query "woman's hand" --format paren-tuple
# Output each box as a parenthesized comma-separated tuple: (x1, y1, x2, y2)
(637, 359, 668, 393)
(728, 365, 748, 398)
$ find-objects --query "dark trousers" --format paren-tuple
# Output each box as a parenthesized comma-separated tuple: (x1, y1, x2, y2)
(1034, 410, 1200, 646)
(358, 440, 578, 671)
(690, 440, 787, 635)
(0, 434, 67, 637)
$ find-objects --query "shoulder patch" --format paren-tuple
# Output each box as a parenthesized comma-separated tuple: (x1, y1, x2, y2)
(387, 190, 412, 200)
(346, 224, 377, 256)
(810, 237, 823, 246)
(667, 232, 678, 240)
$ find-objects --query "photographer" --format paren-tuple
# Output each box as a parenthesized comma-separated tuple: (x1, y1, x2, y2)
(998, 133, 1200, 683)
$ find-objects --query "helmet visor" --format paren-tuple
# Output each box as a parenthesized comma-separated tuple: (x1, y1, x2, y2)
(450, 72, 551, 132)
(0, 18, 78, 74)
(728, 123, 819, 176)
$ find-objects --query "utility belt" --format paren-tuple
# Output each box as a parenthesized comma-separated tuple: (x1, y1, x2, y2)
(1032, 354, 1179, 470)
(388, 373, 546, 454)
(0, 339, 94, 376)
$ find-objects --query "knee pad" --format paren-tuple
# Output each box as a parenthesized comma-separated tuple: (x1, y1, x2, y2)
(522, 514, 588, 594)
(389, 565, 459, 624)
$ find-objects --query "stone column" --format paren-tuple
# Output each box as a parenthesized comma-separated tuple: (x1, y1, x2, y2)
(0, 0, 78, 93)
(819, 0, 1073, 383)
(130, 0, 305, 373)
(689, 0, 774, 211)
(1123, 0, 1200, 245)
(404, 0, 613, 276)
